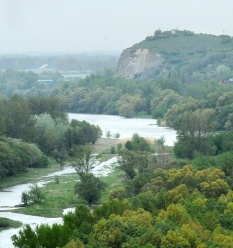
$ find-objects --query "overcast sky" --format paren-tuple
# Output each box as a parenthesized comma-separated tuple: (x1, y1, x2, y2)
(0, 0, 233, 54)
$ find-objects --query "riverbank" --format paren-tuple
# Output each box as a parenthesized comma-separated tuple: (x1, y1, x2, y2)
(0, 139, 115, 189)
(0, 160, 62, 189)
(0, 218, 22, 231)
(0, 143, 122, 217)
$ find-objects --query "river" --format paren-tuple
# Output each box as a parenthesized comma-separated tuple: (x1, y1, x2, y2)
(69, 113, 176, 146)
(0, 114, 177, 247)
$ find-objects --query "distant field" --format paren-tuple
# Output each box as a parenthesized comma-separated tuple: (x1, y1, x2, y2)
(62, 73, 90, 79)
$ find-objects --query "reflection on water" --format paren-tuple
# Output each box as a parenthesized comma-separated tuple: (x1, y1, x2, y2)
(69, 113, 177, 146)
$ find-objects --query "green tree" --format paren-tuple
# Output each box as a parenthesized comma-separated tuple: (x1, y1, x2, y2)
(150, 88, 182, 118)
(125, 133, 152, 152)
(117, 94, 147, 117)
(21, 184, 45, 205)
(0, 95, 36, 141)
(174, 109, 215, 159)
(75, 173, 106, 206)
(65, 120, 102, 147)
(71, 145, 97, 175)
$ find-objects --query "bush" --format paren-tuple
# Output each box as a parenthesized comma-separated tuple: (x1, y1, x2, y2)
(21, 184, 45, 205)
(125, 133, 152, 152)
(110, 146, 115, 154)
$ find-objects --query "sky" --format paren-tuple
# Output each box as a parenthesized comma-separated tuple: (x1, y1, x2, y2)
(0, 0, 233, 55)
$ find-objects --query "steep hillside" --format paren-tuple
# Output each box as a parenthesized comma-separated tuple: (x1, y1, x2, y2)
(117, 30, 233, 81)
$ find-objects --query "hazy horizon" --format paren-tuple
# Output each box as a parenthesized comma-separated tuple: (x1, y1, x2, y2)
(1, 0, 233, 55)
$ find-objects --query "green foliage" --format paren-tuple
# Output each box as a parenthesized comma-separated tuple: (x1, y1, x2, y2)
(12, 161, 233, 248)
(63, 205, 94, 243)
(21, 192, 30, 206)
(27, 95, 66, 119)
(117, 94, 147, 117)
(12, 223, 71, 248)
(0, 137, 48, 179)
(174, 109, 216, 159)
(65, 120, 102, 149)
(118, 149, 155, 180)
(134, 30, 233, 78)
(21, 184, 45, 205)
(124, 133, 153, 152)
(106, 130, 111, 138)
(108, 187, 127, 201)
(110, 145, 116, 154)
(0, 95, 36, 141)
(71, 145, 97, 175)
(0, 217, 22, 230)
(151, 88, 182, 118)
(93, 199, 131, 220)
(75, 173, 106, 206)
(12, 224, 38, 248)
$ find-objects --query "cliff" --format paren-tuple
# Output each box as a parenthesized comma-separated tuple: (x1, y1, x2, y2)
(116, 30, 233, 81)
(116, 48, 164, 80)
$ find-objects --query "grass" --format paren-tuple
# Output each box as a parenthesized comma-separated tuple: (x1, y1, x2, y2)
(8, 151, 123, 217)
(12, 161, 125, 217)
(0, 217, 22, 232)
(62, 73, 89, 79)
(0, 139, 126, 218)
(100, 166, 125, 201)
(0, 160, 63, 188)
(97, 153, 116, 163)
(131, 31, 233, 69)
(0, 148, 116, 189)
(13, 174, 79, 217)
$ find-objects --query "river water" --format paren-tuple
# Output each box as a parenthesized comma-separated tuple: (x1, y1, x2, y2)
(0, 157, 118, 247)
(69, 113, 177, 146)
(0, 114, 176, 247)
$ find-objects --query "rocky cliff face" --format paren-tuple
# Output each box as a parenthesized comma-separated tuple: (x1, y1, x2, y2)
(116, 48, 164, 80)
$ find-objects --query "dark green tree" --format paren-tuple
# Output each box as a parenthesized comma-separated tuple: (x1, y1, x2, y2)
(125, 133, 152, 152)
(75, 173, 106, 206)
(174, 109, 215, 159)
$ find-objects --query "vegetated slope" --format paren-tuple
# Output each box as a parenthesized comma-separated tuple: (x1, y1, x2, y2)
(117, 30, 233, 80)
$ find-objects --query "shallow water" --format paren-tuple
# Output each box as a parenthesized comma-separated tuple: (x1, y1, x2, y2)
(0, 181, 52, 211)
(0, 157, 118, 247)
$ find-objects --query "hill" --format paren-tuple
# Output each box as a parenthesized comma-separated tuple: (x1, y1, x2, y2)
(116, 30, 233, 81)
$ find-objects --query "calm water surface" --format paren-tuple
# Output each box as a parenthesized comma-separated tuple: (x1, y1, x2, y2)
(69, 113, 177, 146)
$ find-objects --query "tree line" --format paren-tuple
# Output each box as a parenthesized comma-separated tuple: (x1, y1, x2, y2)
(0, 95, 101, 181)
(1, 69, 233, 131)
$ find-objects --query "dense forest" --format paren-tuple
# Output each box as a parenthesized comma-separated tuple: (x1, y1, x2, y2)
(1, 31, 233, 248)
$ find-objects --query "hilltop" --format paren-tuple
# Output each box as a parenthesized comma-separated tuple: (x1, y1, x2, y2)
(116, 30, 233, 81)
